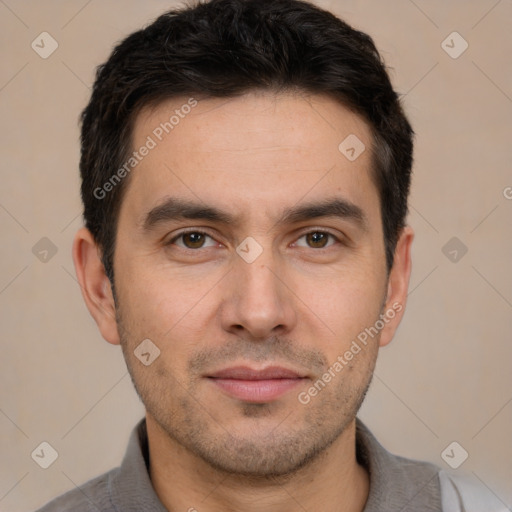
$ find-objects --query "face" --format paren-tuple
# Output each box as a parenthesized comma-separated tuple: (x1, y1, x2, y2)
(79, 91, 411, 477)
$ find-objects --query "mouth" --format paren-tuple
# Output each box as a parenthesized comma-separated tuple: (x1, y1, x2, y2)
(206, 365, 308, 403)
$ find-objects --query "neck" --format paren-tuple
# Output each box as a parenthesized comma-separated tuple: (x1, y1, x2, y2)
(146, 415, 369, 512)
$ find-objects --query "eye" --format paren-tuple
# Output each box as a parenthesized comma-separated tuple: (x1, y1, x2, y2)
(295, 231, 338, 249)
(168, 230, 218, 249)
(167, 229, 340, 251)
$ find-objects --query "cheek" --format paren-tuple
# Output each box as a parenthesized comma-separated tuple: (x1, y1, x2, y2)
(116, 254, 203, 326)
(294, 264, 386, 338)
(115, 264, 222, 372)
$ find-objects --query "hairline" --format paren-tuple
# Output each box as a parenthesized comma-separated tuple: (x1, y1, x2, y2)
(101, 87, 394, 283)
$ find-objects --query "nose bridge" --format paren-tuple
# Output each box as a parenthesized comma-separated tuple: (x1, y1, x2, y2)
(237, 240, 282, 306)
(223, 239, 295, 337)
(242, 258, 278, 298)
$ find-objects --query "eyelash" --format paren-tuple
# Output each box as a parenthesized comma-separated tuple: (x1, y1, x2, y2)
(167, 228, 342, 250)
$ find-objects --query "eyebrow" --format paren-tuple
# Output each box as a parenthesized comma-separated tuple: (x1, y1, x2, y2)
(141, 196, 368, 232)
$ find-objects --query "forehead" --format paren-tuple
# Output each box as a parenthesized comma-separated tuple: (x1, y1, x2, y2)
(122, 91, 379, 227)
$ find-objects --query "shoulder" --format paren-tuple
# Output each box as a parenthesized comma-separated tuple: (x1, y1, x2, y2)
(34, 468, 118, 512)
(438, 469, 510, 512)
(355, 419, 508, 511)
(355, 419, 443, 510)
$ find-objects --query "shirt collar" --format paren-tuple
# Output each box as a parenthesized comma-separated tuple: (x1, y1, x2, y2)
(108, 417, 441, 511)
(355, 418, 442, 511)
(108, 418, 167, 511)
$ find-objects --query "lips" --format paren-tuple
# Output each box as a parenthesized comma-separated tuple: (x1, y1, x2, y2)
(207, 365, 307, 403)
(208, 366, 305, 380)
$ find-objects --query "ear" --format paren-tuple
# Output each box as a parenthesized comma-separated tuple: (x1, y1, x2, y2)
(72, 227, 121, 345)
(378, 225, 414, 347)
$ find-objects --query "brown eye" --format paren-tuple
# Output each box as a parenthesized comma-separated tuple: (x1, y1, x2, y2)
(294, 230, 339, 250)
(306, 232, 330, 248)
(182, 232, 206, 248)
(169, 231, 216, 249)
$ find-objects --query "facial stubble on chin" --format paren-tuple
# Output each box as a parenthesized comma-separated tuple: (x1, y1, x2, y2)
(114, 302, 379, 480)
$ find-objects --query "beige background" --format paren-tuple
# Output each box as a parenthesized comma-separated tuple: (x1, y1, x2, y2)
(1, 0, 511, 510)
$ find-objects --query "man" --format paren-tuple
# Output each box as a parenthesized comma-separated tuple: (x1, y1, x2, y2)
(36, 0, 506, 510)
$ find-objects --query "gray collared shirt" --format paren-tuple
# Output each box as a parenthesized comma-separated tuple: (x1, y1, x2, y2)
(36, 417, 444, 511)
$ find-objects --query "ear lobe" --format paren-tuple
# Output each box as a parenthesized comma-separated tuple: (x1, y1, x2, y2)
(378, 225, 414, 348)
(72, 227, 121, 345)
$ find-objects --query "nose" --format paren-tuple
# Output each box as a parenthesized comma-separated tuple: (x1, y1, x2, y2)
(220, 249, 297, 340)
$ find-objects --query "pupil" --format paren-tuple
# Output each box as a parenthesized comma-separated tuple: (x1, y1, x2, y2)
(309, 232, 327, 247)
(185, 233, 204, 247)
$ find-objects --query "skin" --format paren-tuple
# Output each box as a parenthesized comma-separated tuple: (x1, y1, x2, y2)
(73, 91, 414, 512)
